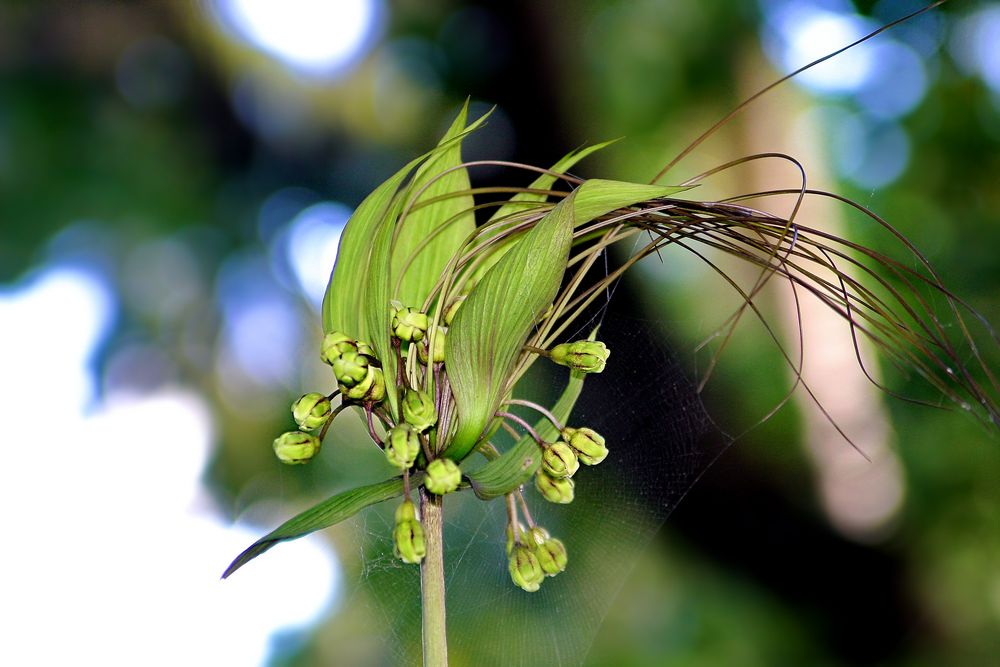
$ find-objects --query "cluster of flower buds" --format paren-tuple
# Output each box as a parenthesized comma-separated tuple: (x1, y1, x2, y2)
(322, 331, 387, 403)
(506, 523, 568, 592)
(548, 339, 610, 374)
(391, 305, 429, 342)
(269, 331, 390, 467)
(532, 425, 607, 505)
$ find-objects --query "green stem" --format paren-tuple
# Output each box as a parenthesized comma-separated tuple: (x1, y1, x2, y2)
(419, 489, 448, 667)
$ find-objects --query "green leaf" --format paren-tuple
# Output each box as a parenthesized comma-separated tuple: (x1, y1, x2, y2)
(572, 178, 690, 222)
(465, 436, 540, 500)
(444, 193, 578, 462)
(471, 140, 619, 284)
(222, 475, 417, 579)
(322, 157, 423, 338)
(391, 101, 481, 309)
(322, 107, 491, 338)
(464, 369, 587, 500)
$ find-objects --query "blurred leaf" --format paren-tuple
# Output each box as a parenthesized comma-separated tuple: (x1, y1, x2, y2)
(222, 474, 419, 579)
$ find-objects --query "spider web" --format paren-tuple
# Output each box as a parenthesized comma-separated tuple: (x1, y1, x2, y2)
(347, 309, 730, 666)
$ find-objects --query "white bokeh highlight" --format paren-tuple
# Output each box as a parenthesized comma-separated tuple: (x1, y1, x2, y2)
(215, 0, 381, 77)
(0, 265, 339, 667)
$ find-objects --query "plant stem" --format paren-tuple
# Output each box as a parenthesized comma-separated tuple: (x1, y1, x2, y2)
(419, 489, 448, 667)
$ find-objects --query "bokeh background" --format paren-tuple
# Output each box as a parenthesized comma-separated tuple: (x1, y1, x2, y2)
(2, 0, 999, 665)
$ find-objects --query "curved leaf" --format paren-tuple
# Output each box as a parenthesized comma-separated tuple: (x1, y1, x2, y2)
(222, 475, 417, 579)
(464, 368, 587, 500)
(391, 101, 481, 308)
(572, 178, 690, 222)
(322, 158, 422, 338)
(444, 193, 578, 461)
(470, 140, 619, 284)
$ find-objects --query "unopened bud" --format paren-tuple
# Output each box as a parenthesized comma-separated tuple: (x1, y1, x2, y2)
(417, 327, 446, 364)
(393, 499, 426, 564)
(535, 470, 574, 504)
(424, 458, 461, 495)
(341, 367, 386, 403)
(273, 430, 320, 465)
(506, 521, 528, 556)
(561, 427, 608, 465)
(291, 392, 332, 431)
(355, 340, 377, 359)
(391, 306, 429, 342)
(320, 331, 356, 366)
(542, 441, 579, 479)
(402, 389, 437, 432)
(385, 424, 421, 470)
(508, 544, 544, 592)
(534, 533, 567, 576)
(332, 350, 369, 387)
(548, 340, 609, 373)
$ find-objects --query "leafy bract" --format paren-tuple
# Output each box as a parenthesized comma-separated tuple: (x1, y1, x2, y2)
(470, 140, 619, 284)
(445, 179, 689, 462)
(222, 475, 417, 579)
(391, 101, 479, 309)
(572, 178, 690, 222)
(322, 158, 422, 339)
(465, 369, 586, 500)
(444, 193, 578, 462)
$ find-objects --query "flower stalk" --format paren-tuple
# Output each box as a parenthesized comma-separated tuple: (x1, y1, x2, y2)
(419, 489, 448, 667)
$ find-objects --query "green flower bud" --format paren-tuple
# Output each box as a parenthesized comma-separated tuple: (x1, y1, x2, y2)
(391, 306, 429, 342)
(402, 389, 437, 432)
(534, 534, 568, 576)
(355, 340, 377, 359)
(535, 470, 574, 504)
(393, 499, 426, 564)
(424, 458, 462, 495)
(508, 544, 544, 592)
(548, 340, 610, 373)
(506, 521, 528, 555)
(417, 326, 447, 364)
(332, 350, 369, 387)
(561, 427, 608, 465)
(272, 430, 321, 465)
(320, 331, 356, 365)
(290, 392, 332, 431)
(385, 424, 421, 470)
(443, 296, 465, 326)
(341, 366, 386, 403)
(542, 441, 579, 479)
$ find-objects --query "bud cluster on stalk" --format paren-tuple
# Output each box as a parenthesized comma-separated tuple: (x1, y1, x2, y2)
(506, 522, 568, 592)
(264, 294, 613, 581)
